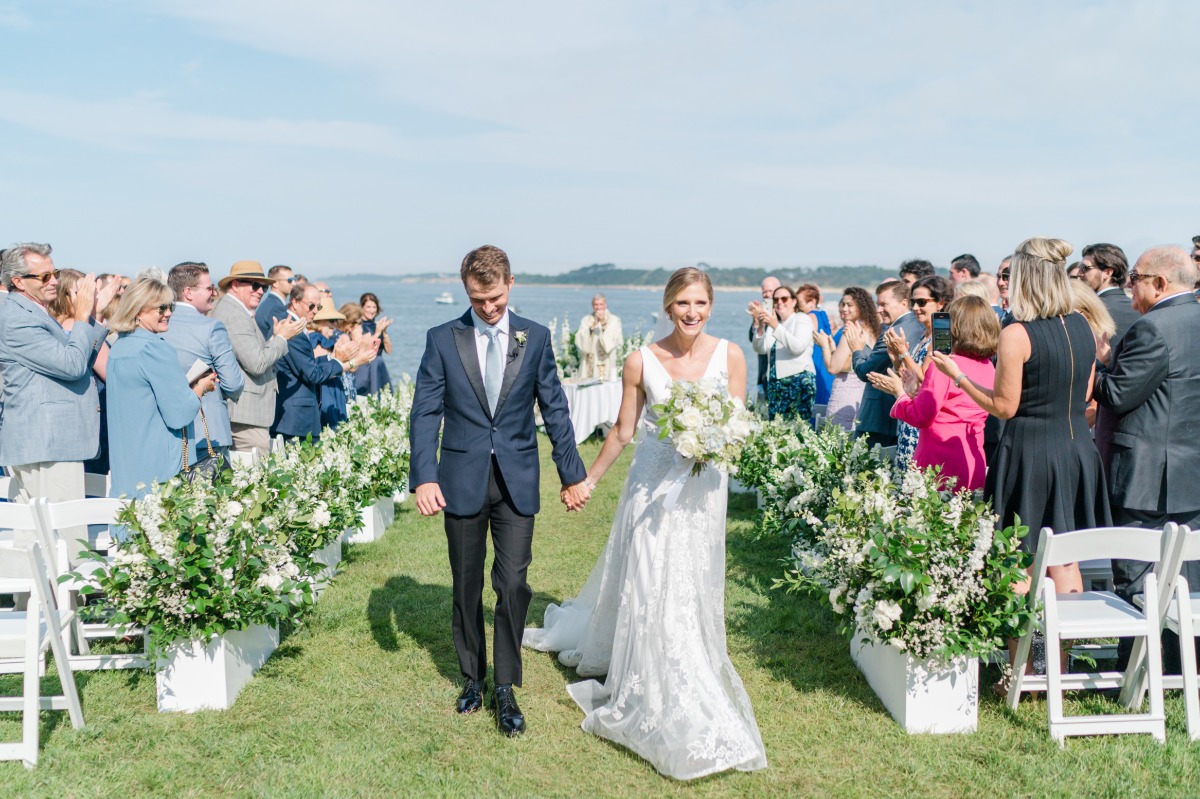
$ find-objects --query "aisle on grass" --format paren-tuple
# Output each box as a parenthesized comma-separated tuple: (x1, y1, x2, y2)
(78, 384, 415, 713)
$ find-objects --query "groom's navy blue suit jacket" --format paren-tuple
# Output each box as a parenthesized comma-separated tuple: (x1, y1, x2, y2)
(409, 310, 586, 517)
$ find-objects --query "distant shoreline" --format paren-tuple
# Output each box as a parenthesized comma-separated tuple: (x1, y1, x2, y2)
(388, 278, 855, 293)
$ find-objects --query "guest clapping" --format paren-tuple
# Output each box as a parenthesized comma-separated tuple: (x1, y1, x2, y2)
(752, 285, 816, 421)
(933, 237, 1110, 588)
(812, 288, 879, 431)
(0, 244, 109, 563)
(106, 276, 218, 502)
(356, 292, 393, 395)
(274, 285, 365, 442)
(882, 275, 952, 467)
(870, 296, 998, 490)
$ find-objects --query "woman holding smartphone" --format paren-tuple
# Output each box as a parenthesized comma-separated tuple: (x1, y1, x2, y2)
(868, 296, 998, 490)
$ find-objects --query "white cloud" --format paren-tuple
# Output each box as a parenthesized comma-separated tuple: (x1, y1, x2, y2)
(0, 88, 409, 155)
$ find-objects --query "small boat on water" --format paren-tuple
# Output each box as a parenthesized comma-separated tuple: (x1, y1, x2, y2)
(435, 292, 456, 304)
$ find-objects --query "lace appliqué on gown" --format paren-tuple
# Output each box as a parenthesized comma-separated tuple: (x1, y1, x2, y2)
(523, 340, 768, 781)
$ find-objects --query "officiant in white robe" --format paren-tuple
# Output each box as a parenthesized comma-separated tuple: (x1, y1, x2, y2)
(576, 293, 623, 380)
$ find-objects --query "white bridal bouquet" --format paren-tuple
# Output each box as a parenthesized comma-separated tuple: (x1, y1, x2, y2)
(653, 377, 759, 476)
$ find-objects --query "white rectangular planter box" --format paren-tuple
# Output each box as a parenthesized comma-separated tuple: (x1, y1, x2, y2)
(851, 630, 978, 734)
(392, 488, 409, 505)
(312, 536, 342, 595)
(155, 624, 279, 712)
(343, 497, 395, 544)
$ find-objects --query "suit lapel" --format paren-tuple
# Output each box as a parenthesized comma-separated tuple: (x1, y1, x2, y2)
(493, 321, 530, 417)
(452, 316, 492, 419)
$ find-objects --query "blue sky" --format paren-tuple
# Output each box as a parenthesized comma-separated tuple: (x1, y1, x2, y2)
(1, 1, 1197, 275)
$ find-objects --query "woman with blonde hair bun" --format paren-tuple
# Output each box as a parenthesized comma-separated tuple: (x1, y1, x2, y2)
(932, 237, 1111, 679)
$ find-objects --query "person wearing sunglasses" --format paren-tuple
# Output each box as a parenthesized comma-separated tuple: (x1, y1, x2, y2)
(0, 243, 110, 565)
(1093, 245, 1200, 673)
(105, 275, 219, 506)
(212, 260, 306, 460)
(273, 284, 365, 443)
(870, 275, 952, 469)
(750, 286, 816, 422)
(256, 264, 295, 340)
(1079, 243, 1139, 349)
(160, 262, 246, 468)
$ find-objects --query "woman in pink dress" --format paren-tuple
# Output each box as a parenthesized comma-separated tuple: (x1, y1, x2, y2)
(868, 296, 1000, 490)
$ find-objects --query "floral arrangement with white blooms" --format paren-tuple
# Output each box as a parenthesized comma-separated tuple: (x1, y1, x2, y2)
(73, 385, 414, 660)
(777, 462, 1034, 663)
(652, 377, 759, 476)
(737, 420, 885, 546)
(616, 329, 654, 374)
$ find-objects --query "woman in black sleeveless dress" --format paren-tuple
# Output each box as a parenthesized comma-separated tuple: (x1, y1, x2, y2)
(933, 237, 1111, 592)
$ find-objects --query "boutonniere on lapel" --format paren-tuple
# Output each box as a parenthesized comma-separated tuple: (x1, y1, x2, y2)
(508, 330, 527, 364)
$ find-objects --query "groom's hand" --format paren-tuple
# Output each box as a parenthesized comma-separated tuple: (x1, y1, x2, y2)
(560, 481, 592, 512)
(415, 482, 447, 516)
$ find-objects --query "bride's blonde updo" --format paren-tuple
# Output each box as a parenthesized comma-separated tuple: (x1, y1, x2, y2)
(1009, 237, 1075, 321)
(662, 267, 713, 314)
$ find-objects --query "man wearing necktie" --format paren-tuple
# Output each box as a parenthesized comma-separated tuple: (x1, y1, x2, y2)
(409, 245, 591, 738)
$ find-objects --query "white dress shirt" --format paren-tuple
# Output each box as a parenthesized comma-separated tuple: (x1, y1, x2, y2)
(471, 309, 510, 378)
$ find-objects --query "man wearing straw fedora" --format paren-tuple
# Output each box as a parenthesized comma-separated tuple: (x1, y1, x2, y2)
(274, 284, 367, 443)
(211, 260, 306, 459)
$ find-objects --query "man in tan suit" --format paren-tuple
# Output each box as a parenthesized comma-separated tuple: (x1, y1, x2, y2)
(211, 260, 305, 457)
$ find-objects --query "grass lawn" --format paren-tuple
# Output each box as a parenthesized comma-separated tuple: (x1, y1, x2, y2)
(1, 435, 1198, 797)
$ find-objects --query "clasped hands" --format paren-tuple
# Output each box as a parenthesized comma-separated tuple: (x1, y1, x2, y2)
(561, 480, 592, 512)
(866, 364, 919, 399)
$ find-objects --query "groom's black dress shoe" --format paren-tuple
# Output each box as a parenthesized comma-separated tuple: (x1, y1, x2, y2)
(456, 679, 484, 714)
(492, 684, 526, 736)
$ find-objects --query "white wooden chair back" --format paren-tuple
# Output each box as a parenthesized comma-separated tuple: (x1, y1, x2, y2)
(0, 543, 85, 768)
(1012, 524, 1177, 745)
(29, 498, 148, 671)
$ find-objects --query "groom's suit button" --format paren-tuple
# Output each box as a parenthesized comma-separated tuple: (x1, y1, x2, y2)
(492, 426, 498, 431)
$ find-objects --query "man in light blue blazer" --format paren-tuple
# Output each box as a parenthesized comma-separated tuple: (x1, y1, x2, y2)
(0, 243, 108, 563)
(160, 262, 245, 463)
(255, 265, 292, 340)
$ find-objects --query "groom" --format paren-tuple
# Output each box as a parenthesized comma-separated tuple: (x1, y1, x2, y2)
(409, 245, 592, 736)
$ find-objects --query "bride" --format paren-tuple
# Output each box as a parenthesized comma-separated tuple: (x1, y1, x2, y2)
(524, 267, 768, 781)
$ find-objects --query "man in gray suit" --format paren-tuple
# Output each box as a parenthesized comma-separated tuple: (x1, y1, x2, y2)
(211, 261, 305, 458)
(1094, 246, 1200, 670)
(161, 262, 245, 463)
(847, 280, 925, 448)
(0, 243, 108, 561)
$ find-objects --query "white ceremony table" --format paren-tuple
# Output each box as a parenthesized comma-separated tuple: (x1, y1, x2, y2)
(561, 379, 623, 444)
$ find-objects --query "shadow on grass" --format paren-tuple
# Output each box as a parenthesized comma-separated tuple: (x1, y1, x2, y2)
(722, 491, 882, 716)
(367, 575, 562, 685)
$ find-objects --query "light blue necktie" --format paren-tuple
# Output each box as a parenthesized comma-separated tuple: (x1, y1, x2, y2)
(484, 326, 503, 414)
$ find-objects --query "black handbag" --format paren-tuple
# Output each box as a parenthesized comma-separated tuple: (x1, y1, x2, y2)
(180, 408, 225, 485)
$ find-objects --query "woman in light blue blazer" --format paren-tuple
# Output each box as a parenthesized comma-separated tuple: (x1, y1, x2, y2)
(105, 277, 218, 501)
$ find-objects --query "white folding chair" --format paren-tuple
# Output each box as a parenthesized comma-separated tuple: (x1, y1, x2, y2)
(1007, 524, 1176, 745)
(0, 502, 39, 601)
(1122, 525, 1200, 738)
(32, 498, 148, 670)
(0, 543, 86, 768)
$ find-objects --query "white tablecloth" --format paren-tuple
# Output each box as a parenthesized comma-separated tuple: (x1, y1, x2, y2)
(562, 380, 623, 444)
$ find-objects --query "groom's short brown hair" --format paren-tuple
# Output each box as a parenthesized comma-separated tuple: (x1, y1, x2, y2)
(460, 245, 512, 287)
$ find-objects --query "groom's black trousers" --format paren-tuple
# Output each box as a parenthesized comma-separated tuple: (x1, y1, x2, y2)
(444, 456, 534, 687)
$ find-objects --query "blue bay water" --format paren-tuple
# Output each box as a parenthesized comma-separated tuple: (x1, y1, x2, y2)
(324, 279, 842, 388)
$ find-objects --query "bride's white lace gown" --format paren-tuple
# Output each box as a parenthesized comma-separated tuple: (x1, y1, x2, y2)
(524, 340, 768, 781)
